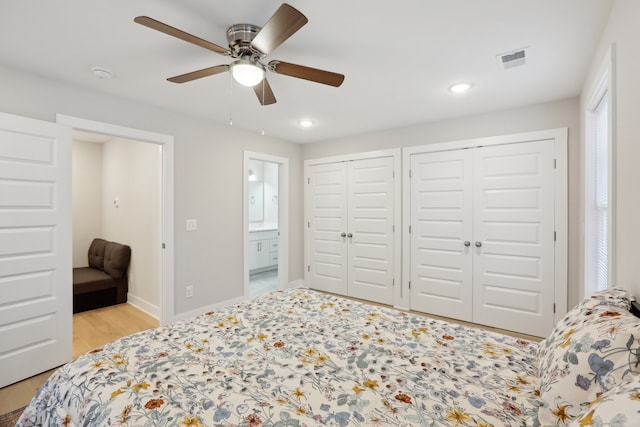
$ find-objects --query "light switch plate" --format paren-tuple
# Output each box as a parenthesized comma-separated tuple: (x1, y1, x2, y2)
(186, 219, 197, 231)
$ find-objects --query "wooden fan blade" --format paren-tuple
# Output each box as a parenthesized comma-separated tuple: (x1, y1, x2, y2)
(253, 78, 277, 105)
(250, 4, 308, 55)
(134, 16, 230, 55)
(167, 65, 230, 83)
(269, 61, 345, 87)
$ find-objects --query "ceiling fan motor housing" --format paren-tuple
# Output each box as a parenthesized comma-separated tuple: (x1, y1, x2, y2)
(226, 24, 263, 57)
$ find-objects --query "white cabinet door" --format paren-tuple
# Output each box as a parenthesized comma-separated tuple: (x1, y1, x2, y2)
(409, 149, 473, 321)
(308, 157, 395, 305)
(307, 162, 349, 295)
(472, 140, 555, 337)
(248, 232, 276, 271)
(248, 241, 260, 270)
(0, 112, 72, 387)
(347, 157, 395, 304)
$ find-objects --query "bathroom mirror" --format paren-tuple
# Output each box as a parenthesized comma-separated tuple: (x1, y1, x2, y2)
(248, 181, 264, 222)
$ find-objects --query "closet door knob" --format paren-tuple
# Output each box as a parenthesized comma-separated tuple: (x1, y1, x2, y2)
(475, 241, 482, 248)
(347, 233, 353, 238)
(340, 232, 346, 238)
(464, 241, 471, 247)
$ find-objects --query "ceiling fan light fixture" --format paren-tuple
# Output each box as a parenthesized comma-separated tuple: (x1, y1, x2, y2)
(299, 120, 314, 128)
(232, 58, 265, 87)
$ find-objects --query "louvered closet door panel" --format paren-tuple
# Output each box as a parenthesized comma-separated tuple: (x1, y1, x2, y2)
(347, 157, 394, 304)
(410, 150, 473, 321)
(472, 140, 555, 337)
(308, 162, 348, 295)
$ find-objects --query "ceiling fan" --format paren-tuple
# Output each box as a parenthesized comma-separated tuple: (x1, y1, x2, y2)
(134, 3, 345, 106)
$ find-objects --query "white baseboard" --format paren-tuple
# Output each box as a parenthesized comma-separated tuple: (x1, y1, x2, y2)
(127, 293, 160, 319)
(170, 279, 307, 323)
(173, 295, 248, 322)
(286, 279, 305, 289)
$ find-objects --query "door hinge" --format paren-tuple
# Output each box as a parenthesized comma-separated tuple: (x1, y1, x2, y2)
(393, 224, 395, 232)
(553, 303, 556, 313)
(554, 158, 557, 169)
(409, 169, 412, 178)
(408, 281, 411, 289)
(554, 231, 556, 241)
(308, 221, 310, 229)
(409, 225, 412, 234)
(392, 170, 395, 179)
(307, 177, 310, 184)
(392, 278, 395, 287)
(307, 265, 310, 272)
(162, 243, 166, 249)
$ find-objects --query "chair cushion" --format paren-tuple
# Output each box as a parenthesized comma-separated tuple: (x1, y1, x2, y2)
(103, 242, 131, 279)
(87, 238, 108, 270)
(73, 267, 116, 294)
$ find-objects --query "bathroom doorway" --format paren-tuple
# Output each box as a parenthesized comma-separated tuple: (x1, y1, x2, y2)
(243, 151, 289, 298)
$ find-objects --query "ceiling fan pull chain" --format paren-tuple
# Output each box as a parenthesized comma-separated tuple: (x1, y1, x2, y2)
(261, 80, 266, 136)
(229, 74, 233, 126)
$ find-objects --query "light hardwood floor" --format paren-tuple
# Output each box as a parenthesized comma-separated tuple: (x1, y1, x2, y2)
(0, 304, 158, 416)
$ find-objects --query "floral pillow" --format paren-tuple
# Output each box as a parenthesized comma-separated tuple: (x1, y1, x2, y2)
(537, 290, 640, 425)
(576, 288, 633, 311)
(569, 372, 640, 426)
(538, 288, 633, 361)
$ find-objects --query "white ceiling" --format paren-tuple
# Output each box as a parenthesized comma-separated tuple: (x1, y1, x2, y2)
(0, 1, 613, 143)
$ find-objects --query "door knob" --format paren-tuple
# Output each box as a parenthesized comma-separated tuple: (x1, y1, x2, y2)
(340, 232, 346, 238)
(464, 241, 471, 247)
(347, 233, 353, 238)
(475, 241, 482, 247)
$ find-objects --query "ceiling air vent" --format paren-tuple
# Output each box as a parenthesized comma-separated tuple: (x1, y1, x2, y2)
(497, 47, 528, 70)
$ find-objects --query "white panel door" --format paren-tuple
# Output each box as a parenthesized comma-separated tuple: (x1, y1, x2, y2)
(410, 150, 473, 321)
(472, 140, 555, 337)
(307, 162, 348, 295)
(347, 157, 395, 304)
(0, 112, 72, 387)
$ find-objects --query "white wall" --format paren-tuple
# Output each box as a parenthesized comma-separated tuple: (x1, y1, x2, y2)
(0, 64, 304, 317)
(102, 138, 161, 312)
(71, 140, 103, 267)
(581, 0, 640, 297)
(303, 97, 582, 308)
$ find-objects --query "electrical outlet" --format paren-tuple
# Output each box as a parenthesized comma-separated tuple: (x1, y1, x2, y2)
(186, 219, 197, 231)
(185, 285, 194, 298)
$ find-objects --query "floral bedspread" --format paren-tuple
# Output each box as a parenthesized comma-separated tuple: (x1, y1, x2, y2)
(18, 289, 540, 426)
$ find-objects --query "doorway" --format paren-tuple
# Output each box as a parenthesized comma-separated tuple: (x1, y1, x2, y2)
(72, 131, 161, 316)
(243, 151, 289, 298)
(57, 115, 175, 325)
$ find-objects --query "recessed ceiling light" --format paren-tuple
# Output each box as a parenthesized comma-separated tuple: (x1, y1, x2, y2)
(91, 66, 113, 80)
(449, 82, 472, 94)
(299, 120, 314, 128)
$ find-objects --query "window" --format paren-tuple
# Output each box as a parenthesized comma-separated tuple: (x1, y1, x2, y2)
(585, 47, 615, 295)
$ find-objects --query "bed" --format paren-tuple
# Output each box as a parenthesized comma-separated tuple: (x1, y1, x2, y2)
(17, 288, 640, 426)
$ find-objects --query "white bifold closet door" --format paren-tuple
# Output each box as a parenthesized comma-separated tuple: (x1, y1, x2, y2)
(0, 112, 72, 387)
(308, 157, 395, 305)
(409, 149, 474, 321)
(410, 140, 556, 337)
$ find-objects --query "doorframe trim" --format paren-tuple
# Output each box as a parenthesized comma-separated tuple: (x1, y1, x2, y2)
(243, 151, 289, 297)
(56, 114, 175, 325)
(402, 127, 568, 326)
